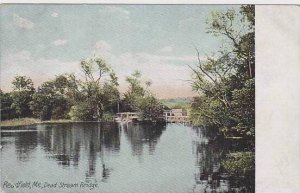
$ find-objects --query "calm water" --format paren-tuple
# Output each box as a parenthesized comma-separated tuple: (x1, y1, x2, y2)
(1, 123, 253, 193)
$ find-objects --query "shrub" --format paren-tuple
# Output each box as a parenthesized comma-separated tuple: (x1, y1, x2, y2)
(222, 151, 254, 176)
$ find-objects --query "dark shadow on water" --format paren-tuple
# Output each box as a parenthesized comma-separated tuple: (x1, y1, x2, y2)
(122, 122, 166, 157)
(1, 125, 38, 161)
(36, 122, 120, 180)
(191, 126, 254, 193)
(1, 123, 253, 192)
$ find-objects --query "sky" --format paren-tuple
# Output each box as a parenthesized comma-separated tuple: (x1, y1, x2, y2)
(0, 4, 239, 98)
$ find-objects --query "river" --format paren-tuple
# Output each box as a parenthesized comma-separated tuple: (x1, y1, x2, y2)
(0, 122, 253, 193)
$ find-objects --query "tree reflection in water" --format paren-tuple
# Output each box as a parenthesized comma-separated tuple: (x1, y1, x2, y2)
(37, 122, 120, 181)
(1, 125, 38, 162)
(122, 122, 166, 157)
(1, 123, 253, 192)
(191, 126, 254, 193)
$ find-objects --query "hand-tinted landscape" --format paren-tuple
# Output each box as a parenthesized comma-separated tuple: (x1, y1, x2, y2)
(1, 4, 255, 193)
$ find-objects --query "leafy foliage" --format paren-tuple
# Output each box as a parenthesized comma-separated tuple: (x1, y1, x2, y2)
(1, 56, 164, 122)
(123, 71, 164, 121)
(221, 152, 254, 176)
(68, 102, 95, 121)
(30, 76, 72, 120)
(0, 90, 15, 120)
(190, 5, 255, 178)
(10, 76, 35, 118)
(69, 57, 119, 121)
(190, 5, 255, 141)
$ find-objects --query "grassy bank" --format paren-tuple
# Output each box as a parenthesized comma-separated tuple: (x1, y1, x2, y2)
(0, 118, 40, 127)
(0, 118, 73, 127)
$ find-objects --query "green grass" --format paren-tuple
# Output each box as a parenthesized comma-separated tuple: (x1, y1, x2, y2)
(160, 97, 192, 109)
(0, 118, 74, 127)
(0, 118, 40, 127)
(41, 119, 74, 124)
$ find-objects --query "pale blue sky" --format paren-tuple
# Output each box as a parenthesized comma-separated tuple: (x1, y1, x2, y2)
(0, 4, 239, 98)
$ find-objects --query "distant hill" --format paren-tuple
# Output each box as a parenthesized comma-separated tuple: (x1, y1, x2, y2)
(160, 97, 193, 109)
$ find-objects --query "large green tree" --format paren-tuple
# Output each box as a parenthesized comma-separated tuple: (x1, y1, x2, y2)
(69, 57, 120, 121)
(11, 76, 35, 118)
(0, 89, 15, 120)
(190, 5, 255, 140)
(123, 71, 164, 122)
(190, 5, 255, 179)
(30, 74, 78, 120)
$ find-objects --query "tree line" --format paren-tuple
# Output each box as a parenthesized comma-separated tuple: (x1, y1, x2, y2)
(1, 5, 255, 182)
(190, 5, 254, 143)
(189, 5, 255, 179)
(1, 58, 165, 122)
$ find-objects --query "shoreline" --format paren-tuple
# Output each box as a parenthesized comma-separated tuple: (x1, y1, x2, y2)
(0, 118, 116, 127)
(0, 118, 166, 128)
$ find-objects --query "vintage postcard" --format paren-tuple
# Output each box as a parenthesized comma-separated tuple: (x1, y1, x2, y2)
(0, 3, 298, 193)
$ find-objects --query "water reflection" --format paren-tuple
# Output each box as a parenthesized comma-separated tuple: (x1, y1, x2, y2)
(37, 123, 120, 180)
(123, 123, 166, 157)
(1, 125, 38, 161)
(0, 123, 253, 193)
(191, 127, 226, 193)
(191, 126, 254, 193)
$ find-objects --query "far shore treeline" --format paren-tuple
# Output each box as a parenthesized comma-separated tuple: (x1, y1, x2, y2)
(0, 63, 165, 122)
(190, 5, 255, 181)
(0, 4, 255, 142)
(0, 5, 254, 181)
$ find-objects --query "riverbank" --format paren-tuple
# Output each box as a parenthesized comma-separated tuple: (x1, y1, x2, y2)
(0, 118, 74, 127)
(0, 117, 167, 127)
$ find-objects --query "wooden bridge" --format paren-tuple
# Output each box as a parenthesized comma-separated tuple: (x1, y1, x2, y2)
(165, 115, 191, 123)
(163, 109, 191, 124)
(114, 112, 139, 122)
(113, 109, 191, 124)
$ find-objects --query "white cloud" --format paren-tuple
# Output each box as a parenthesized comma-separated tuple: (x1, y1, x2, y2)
(90, 42, 198, 91)
(99, 6, 130, 20)
(1, 50, 79, 91)
(93, 40, 113, 59)
(109, 51, 196, 98)
(51, 12, 59, 18)
(52, 39, 68, 46)
(94, 40, 112, 52)
(159, 46, 173, 53)
(90, 42, 198, 97)
(106, 6, 130, 15)
(128, 53, 198, 64)
(13, 14, 34, 29)
(97, 6, 149, 33)
(1, 47, 198, 98)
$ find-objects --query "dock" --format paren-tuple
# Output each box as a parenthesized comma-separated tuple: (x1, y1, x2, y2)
(165, 115, 191, 123)
(114, 112, 139, 122)
(163, 109, 191, 124)
(114, 109, 191, 124)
